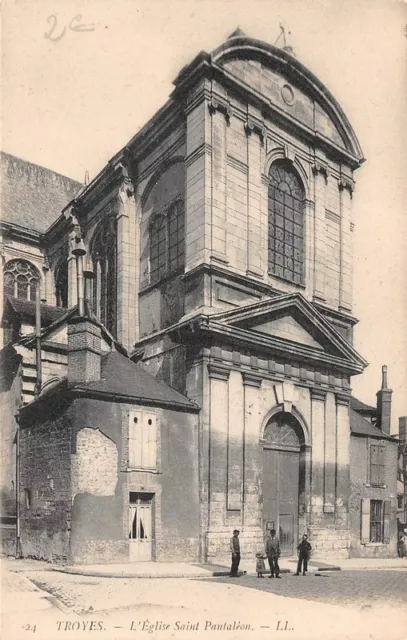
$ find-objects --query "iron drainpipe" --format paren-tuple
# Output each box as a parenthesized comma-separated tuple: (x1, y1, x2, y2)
(34, 285, 42, 399)
(15, 414, 22, 558)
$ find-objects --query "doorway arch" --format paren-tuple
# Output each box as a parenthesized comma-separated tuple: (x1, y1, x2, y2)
(261, 411, 306, 556)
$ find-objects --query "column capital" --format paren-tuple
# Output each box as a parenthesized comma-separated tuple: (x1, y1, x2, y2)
(208, 362, 230, 381)
(312, 162, 329, 183)
(310, 388, 327, 402)
(242, 372, 262, 388)
(244, 118, 266, 144)
(336, 392, 351, 407)
(338, 177, 354, 198)
(208, 98, 233, 124)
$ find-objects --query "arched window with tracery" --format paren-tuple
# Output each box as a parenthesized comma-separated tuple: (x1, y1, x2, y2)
(3, 259, 40, 301)
(149, 198, 185, 285)
(55, 259, 68, 308)
(268, 162, 305, 285)
(91, 216, 117, 336)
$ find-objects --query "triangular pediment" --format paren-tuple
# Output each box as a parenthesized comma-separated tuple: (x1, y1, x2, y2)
(253, 314, 324, 350)
(209, 293, 367, 372)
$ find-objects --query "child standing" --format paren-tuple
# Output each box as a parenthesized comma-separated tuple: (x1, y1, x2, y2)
(256, 551, 266, 578)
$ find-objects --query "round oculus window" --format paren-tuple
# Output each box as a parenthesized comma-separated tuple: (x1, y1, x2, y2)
(281, 84, 295, 106)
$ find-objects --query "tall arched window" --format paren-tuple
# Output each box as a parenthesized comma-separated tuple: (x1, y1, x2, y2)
(55, 259, 68, 308)
(91, 216, 117, 336)
(3, 259, 40, 301)
(268, 162, 305, 284)
(149, 198, 185, 284)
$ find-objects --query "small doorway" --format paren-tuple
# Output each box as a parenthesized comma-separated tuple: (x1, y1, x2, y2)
(262, 412, 304, 556)
(129, 492, 154, 562)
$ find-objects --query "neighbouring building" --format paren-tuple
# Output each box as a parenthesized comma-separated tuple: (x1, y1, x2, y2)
(398, 417, 407, 534)
(0, 29, 400, 563)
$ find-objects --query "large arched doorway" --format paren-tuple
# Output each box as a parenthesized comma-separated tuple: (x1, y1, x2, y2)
(262, 412, 305, 556)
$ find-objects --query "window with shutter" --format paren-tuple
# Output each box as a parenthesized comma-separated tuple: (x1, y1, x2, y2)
(370, 500, 384, 543)
(361, 498, 370, 543)
(370, 444, 385, 486)
(383, 499, 391, 544)
(128, 410, 157, 470)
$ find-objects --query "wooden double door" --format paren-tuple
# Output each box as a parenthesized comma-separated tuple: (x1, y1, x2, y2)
(263, 447, 300, 556)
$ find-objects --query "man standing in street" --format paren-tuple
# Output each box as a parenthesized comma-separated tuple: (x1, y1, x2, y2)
(265, 529, 281, 578)
(294, 534, 312, 576)
(229, 529, 241, 577)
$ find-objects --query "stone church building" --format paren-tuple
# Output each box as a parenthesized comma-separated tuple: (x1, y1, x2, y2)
(0, 30, 398, 563)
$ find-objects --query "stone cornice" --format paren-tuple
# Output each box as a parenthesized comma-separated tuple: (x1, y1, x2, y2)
(200, 319, 365, 375)
(0, 221, 42, 246)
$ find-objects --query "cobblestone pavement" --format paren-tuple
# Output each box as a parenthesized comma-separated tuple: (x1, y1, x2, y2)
(209, 570, 407, 610)
(23, 569, 407, 614)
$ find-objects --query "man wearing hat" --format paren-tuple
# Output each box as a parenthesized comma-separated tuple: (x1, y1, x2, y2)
(229, 529, 241, 577)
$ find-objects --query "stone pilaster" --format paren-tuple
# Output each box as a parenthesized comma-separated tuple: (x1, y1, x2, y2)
(245, 118, 264, 277)
(310, 388, 326, 520)
(324, 392, 337, 513)
(209, 100, 229, 263)
(184, 87, 212, 272)
(242, 372, 262, 529)
(335, 392, 351, 526)
(312, 163, 328, 302)
(207, 363, 230, 532)
(227, 370, 244, 511)
(338, 177, 354, 312)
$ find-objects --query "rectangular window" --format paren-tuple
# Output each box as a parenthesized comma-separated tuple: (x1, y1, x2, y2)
(370, 444, 385, 485)
(370, 500, 384, 543)
(128, 411, 157, 470)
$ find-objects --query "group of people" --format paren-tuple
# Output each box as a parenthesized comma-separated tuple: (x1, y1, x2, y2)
(230, 529, 312, 578)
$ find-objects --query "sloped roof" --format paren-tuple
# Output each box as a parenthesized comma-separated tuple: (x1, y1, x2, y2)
(74, 350, 198, 411)
(1, 152, 82, 233)
(5, 296, 67, 327)
(350, 396, 377, 414)
(350, 409, 395, 441)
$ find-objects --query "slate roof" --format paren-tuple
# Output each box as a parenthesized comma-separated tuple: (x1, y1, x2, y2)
(74, 350, 199, 412)
(350, 408, 395, 441)
(5, 296, 67, 327)
(1, 152, 82, 233)
(350, 395, 377, 414)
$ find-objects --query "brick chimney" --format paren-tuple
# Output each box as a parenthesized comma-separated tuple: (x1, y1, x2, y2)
(67, 316, 102, 384)
(376, 365, 392, 435)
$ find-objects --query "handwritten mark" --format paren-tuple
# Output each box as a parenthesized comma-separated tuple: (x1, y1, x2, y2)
(44, 14, 95, 42)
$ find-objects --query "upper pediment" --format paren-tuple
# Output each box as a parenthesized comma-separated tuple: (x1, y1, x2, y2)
(209, 35, 364, 164)
(208, 292, 367, 373)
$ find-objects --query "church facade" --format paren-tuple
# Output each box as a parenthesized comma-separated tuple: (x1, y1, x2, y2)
(1, 31, 399, 563)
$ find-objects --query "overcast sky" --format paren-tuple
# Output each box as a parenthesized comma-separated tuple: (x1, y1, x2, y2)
(2, 0, 407, 430)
